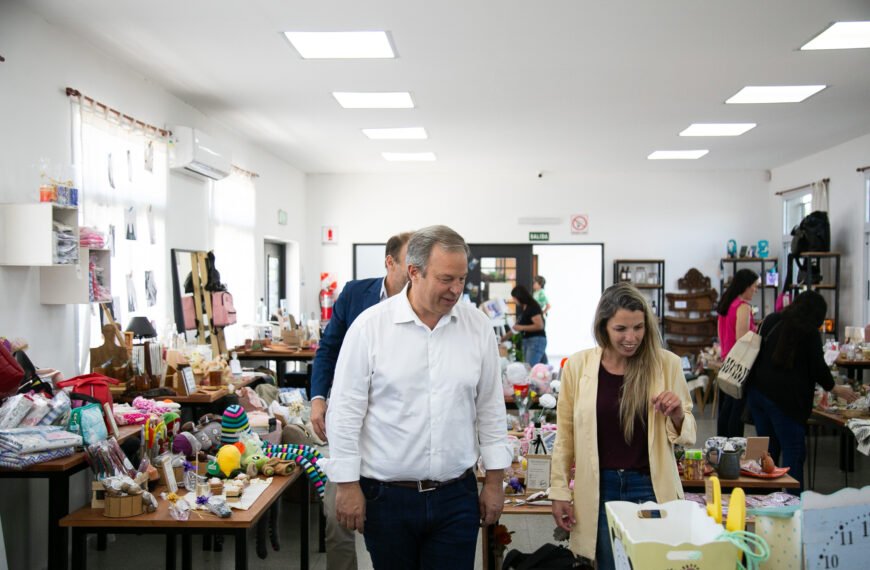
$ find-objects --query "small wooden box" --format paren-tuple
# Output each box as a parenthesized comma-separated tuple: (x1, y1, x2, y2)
(103, 494, 144, 518)
(92, 472, 148, 509)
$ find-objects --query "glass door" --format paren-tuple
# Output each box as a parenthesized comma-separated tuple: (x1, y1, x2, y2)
(264, 241, 286, 318)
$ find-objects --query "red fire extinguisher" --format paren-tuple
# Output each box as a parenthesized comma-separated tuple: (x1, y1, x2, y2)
(320, 288, 334, 322)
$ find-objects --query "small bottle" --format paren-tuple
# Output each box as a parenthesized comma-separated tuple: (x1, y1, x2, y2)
(258, 298, 268, 323)
(651, 299, 658, 314)
(229, 351, 242, 377)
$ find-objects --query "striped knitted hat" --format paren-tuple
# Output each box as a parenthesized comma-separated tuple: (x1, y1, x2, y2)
(221, 404, 251, 444)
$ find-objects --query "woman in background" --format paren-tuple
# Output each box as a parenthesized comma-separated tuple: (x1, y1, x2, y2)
(748, 291, 856, 492)
(503, 285, 547, 365)
(716, 268, 758, 437)
(550, 283, 695, 569)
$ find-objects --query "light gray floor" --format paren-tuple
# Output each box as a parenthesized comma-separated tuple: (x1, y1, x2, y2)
(82, 402, 870, 569)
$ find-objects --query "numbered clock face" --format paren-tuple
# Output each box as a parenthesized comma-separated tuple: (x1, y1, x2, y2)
(806, 506, 870, 570)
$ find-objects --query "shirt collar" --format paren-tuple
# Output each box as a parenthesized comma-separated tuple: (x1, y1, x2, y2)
(391, 283, 458, 329)
(379, 277, 388, 302)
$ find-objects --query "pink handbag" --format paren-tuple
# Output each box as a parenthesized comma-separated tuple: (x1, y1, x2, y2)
(211, 291, 237, 327)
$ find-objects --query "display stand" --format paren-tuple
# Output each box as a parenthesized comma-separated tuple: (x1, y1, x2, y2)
(790, 252, 840, 341)
(613, 259, 665, 328)
(719, 257, 778, 321)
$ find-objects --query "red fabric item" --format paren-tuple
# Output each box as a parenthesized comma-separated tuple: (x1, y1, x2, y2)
(56, 373, 120, 408)
(0, 343, 24, 398)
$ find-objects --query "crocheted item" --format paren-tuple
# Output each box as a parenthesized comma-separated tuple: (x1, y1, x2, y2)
(261, 443, 327, 498)
(131, 396, 177, 415)
(221, 404, 251, 444)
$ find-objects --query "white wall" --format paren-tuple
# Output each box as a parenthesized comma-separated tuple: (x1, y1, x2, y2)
(0, 4, 306, 568)
(305, 170, 772, 309)
(767, 132, 870, 336)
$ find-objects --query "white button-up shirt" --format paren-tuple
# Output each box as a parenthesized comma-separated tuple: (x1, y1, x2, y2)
(321, 287, 512, 483)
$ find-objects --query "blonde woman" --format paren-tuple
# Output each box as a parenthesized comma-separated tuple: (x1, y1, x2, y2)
(550, 283, 696, 569)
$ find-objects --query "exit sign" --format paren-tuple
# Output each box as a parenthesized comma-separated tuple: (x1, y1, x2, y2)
(529, 231, 550, 242)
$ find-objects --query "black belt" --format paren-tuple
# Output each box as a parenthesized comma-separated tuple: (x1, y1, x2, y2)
(366, 468, 473, 493)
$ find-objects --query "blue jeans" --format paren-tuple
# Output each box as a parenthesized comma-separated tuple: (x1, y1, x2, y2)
(523, 335, 548, 366)
(747, 388, 806, 493)
(359, 471, 479, 569)
(597, 470, 656, 570)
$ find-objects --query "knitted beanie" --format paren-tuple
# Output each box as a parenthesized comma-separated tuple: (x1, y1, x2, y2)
(221, 404, 251, 444)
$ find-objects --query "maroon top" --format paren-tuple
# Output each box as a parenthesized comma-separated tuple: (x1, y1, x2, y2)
(597, 365, 650, 472)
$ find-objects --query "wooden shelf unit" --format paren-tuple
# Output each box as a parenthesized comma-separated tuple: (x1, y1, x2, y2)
(719, 257, 778, 320)
(613, 259, 665, 324)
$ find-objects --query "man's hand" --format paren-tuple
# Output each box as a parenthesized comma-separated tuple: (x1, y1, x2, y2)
(552, 500, 575, 532)
(311, 398, 328, 441)
(479, 471, 504, 525)
(335, 482, 366, 533)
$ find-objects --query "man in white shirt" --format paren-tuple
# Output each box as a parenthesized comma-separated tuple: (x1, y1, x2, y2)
(323, 225, 512, 569)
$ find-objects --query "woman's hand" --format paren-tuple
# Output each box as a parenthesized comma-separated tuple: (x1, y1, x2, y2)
(652, 390, 685, 425)
(832, 385, 860, 404)
(552, 499, 575, 532)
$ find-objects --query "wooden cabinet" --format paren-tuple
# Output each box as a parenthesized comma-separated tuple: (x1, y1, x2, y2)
(613, 259, 665, 324)
(720, 257, 778, 320)
(664, 268, 718, 357)
(0, 203, 79, 266)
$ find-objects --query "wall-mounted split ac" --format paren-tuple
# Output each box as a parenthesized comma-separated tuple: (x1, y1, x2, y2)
(169, 126, 231, 181)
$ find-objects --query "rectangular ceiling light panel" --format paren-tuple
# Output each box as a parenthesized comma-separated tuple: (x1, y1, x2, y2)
(362, 127, 428, 139)
(647, 150, 709, 160)
(680, 123, 757, 136)
(382, 152, 436, 161)
(284, 31, 395, 59)
(801, 21, 870, 50)
(333, 92, 414, 108)
(726, 85, 826, 104)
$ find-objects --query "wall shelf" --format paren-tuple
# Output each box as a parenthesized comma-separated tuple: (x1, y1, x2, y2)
(0, 202, 80, 266)
(613, 259, 665, 325)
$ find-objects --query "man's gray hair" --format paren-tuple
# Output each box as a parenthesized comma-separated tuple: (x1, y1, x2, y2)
(406, 225, 470, 275)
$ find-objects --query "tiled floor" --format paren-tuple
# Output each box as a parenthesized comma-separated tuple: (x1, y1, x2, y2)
(83, 403, 870, 569)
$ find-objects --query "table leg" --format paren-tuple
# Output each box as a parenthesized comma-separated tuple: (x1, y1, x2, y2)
(182, 533, 192, 570)
(235, 529, 248, 570)
(71, 528, 86, 570)
(166, 533, 177, 570)
(47, 472, 70, 570)
(301, 475, 310, 570)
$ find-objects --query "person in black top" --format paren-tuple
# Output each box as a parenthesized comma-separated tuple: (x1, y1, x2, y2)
(502, 285, 547, 365)
(748, 291, 857, 492)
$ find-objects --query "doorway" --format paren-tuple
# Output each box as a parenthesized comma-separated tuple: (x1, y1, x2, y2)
(264, 241, 286, 318)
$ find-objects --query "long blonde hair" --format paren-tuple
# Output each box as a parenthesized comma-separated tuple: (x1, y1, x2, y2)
(593, 283, 663, 443)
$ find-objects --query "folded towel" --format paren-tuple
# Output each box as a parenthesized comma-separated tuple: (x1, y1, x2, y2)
(0, 426, 82, 454)
(846, 419, 870, 456)
(0, 447, 76, 469)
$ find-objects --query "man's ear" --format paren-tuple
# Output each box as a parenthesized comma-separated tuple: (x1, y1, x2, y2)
(408, 264, 420, 280)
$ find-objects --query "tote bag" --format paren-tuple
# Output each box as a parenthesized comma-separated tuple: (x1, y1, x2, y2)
(717, 331, 762, 399)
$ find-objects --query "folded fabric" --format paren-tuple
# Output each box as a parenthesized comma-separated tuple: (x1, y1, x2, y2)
(846, 419, 870, 456)
(0, 446, 76, 469)
(0, 426, 83, 454)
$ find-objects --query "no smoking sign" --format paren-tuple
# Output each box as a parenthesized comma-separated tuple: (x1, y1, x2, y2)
(570, 214, 589, 234)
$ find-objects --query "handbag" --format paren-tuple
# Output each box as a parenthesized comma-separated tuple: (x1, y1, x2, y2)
(0, 343, 24, 399)
(718, 319, 779, 399)
(67, 400, 108, 445)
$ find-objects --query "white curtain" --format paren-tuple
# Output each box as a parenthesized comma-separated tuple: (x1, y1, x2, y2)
(210, 170, 256, 349)
(811, 178, 829, 212)
(72, 98, 169, 372)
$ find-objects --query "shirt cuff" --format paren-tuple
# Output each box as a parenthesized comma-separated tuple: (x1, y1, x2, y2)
(479, 443, 513, 471)
(310, 395, 326, 401)
(319, 456, 361, 483)
(549, 487, 573, 502)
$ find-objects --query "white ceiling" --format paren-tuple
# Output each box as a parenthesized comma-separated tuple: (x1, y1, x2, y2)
(23, 0, 870, 174)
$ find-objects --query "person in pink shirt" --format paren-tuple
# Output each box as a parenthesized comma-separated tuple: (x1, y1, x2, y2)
(716, 269, 758, 437)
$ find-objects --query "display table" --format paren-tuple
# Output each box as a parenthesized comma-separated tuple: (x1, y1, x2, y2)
(0, 424, 140, 570)
(810, 408, 870, 485)
(232, 346, 317, 393)
(61, 470, 308, 570)
(681, 472, 800, 490)
(835, 356, 870, 383)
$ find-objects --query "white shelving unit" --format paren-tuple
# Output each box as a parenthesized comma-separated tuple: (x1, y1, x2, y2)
(40, 247, 112, 304)
(0, 203, 79, 266)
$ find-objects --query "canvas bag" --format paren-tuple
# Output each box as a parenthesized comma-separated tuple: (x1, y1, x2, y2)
(718, 320, 779, 399)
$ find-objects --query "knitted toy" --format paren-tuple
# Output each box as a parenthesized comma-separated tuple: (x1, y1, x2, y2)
(261, 443, 327, 498)
(221, 404, 251, 445)
(192, 416, 223, 453)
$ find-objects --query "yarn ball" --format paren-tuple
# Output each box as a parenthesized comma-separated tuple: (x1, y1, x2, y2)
(539, 393, 557, 409)
(221, 404, 251, 444)
(505, 362, 529, 385)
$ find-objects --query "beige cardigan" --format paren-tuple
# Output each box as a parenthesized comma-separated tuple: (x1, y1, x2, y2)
(549, 347, 696, 560)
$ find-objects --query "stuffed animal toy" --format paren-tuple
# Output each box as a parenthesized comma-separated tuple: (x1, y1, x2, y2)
(192, 416, 223, 453)
(221, 404, 251, 445)
(171, 431, 202, 459)
(529, 364, 552, 394)
(216, 444, 242, 478)
(163, 411, 181, 439)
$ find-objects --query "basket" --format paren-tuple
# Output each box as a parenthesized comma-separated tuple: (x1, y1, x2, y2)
(103, 494, 144, 518)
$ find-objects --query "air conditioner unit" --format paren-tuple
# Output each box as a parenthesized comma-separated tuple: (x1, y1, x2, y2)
(169, 126, 232, 180)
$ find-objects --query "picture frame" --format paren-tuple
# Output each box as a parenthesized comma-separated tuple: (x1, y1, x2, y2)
(525, 455, 552, 491)
(747, 245, 757, 258)
(739, 245, 749, 258)
(179, 365, 197, 396)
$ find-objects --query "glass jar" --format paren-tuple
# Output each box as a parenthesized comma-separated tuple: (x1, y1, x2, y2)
(634, 266, 646, 284)
(647, 272, 658, 285)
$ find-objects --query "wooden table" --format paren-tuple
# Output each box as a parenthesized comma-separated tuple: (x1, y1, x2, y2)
(835, 356, 870, 382)
(810, 408, 870, 484)
(681, 472, 800, 490)
(0, 424, 139, 570)
(233, 346, 317, 393)
(61, 470, 309, 570)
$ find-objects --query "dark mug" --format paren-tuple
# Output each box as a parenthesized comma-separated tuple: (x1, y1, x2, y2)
(705, 448, 741, 479)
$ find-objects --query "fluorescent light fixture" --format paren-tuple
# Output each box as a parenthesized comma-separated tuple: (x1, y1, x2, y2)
(726, 85, 826, 104)
(333, 92, 414, 109)
(284, 31, 395, 59)
(680, 123, 757, 137)
(362, 127, 428, 140)
(801, 21, 870, 50)
(647, 150, 709, 160)
(382, 152, 436, 161)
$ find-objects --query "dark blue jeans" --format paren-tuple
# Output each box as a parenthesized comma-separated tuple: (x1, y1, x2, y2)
(747, 388, 806, 493)
(359, 471, 479, 569)
(523, 335, 548, 366)
(597, 469, 656, 570)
